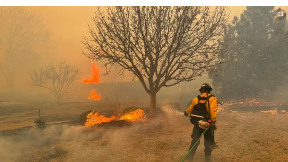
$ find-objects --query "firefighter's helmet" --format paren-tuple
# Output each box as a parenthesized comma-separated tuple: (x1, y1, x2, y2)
(199, 83, 213, 92)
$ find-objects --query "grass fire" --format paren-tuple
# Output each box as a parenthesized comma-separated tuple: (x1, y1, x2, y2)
(85, 109, 146, 127)
(82, 62, 100, 84)
(1, 6, 288, 162)
(82, 61, 102, 101)
(88, 91, 101, 100)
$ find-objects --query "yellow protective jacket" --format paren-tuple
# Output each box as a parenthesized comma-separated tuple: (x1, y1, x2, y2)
(185, 93, 218, 121)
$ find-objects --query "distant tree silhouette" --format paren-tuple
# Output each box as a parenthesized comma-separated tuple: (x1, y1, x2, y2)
(0, 7, 51, 89)
(30, 61, 81, 101)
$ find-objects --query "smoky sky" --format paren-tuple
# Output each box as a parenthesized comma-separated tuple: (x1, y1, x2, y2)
(12, 6, 288, 83)
(23, 6, 250, 83)
(1, 6, 287, 102)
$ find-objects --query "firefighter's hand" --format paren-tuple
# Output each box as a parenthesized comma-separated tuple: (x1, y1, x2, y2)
(210, 121, 217, 130)
(210, 121, 216, 128)
(184, 111, 188, 116)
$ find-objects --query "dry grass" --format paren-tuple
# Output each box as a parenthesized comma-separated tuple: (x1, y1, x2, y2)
(0, 100, 147, 131)
(0, 102, 288, 162)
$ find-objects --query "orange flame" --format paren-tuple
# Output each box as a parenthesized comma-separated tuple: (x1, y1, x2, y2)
(119, 109, 146, 122)
(260, 109, 288, 114)
(88, 90, 101, 100)
(85, 109, 146, 127)
(85, 111, 116, 127)
(260, 110, 278, 114)
(82, 62, 100, 83)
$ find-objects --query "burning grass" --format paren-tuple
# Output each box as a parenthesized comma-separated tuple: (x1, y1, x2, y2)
(221, 99, 288, 115)
(119, 109, 146, 121)
(88, 91, 101, 100)
(2, 111, 287, 162)
(82, 61, 102, 101)
(85, 109, 146, 127)
(222, 99, 280, 108)
(1, 100, 288, 162)
(82, 62, 100, 84)
(85, 111, 116, 127)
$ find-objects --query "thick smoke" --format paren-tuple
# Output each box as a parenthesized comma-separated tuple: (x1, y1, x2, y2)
(0, 116, 166, 162)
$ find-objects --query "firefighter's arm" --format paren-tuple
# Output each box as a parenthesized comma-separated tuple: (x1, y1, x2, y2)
(209, 97, 218, 121)
(185, 98, 197, 115)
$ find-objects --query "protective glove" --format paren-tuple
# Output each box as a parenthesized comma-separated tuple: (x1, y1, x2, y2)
(184, 111, 188, 116)
(210, 121, 216, 127)
(210, 121, 217, 130)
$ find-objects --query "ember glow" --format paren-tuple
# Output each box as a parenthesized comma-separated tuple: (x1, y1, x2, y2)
(224, 99, 261, 106)
(220, 99, 288, 114)
(260, 110, 278, 114)
(222, 99, 284, 109)
(260, 109, 287, 114)
(82, 62, 100, 83)
(88, 90, 101, 100)
(85, 109, 146, 127)
(85, 111, 116, 127)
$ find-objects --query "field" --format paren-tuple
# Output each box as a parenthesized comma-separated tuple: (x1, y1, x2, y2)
(0, 101, 288, 162)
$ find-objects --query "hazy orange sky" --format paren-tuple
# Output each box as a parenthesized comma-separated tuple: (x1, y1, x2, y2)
(25, 6, 287, 83)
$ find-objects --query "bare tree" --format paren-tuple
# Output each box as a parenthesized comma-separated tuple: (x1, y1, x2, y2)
(0, 7, 51, 89)
(29, 61, 81, 102)
(82, 6, 229, 116)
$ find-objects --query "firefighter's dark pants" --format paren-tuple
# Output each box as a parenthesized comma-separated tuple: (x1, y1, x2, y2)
(187, 124, 214, 159)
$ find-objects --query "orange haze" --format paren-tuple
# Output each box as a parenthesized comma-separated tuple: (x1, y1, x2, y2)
(25, 6, 263, 83)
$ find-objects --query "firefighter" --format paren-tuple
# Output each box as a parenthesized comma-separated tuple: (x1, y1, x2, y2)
(184, 83, 218, 162)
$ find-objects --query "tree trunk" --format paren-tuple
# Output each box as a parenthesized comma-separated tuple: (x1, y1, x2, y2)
(150, 92, 157, 117)
(57, 94, 62, 102)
